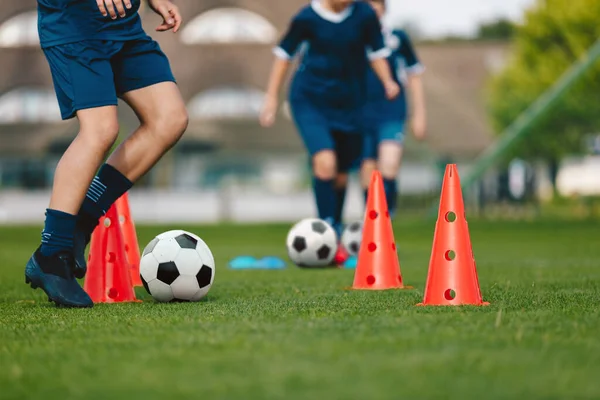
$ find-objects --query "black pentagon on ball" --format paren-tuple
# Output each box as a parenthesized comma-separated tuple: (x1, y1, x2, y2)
(157, 261, 180, 285)
(196, 265, 213, 289)
(311, 221, 327, 234)
(293, 236, 307, 253)
(350, 242, 360, 254)
(143, 237, 159, 256)
(317, 245, 331, 260)
(141, 274, 150, 294)
(349, 222, 361, 232)
(175, 233, 198, 249)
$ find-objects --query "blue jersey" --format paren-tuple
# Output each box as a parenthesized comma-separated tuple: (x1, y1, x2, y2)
(365, 29, 424, 121)
(275, 1, 389, 113)
(37, 0, 146, 48)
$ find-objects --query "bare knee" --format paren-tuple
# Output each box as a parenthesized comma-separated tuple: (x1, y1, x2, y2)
(146, 105, 189, 147)
(77, 108, 120, 152)
(378, 142, 403, 179)
(361, 160, 377, 187)
(313, 151, 337, 180)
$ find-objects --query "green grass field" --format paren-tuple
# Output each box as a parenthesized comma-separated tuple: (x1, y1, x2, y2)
(1, 218, 599, 399)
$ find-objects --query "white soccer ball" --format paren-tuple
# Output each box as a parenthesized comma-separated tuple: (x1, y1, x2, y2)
(139, 230, 215, 302)
(341, 221, 363, 256)
(286, 218, 338, 267)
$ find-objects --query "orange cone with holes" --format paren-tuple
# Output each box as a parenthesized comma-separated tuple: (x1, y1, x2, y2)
(352, 170, 407, 290)
(114, 193, 142, 287)
(418, 164, 488, 306)
(83, 206, 138, 303)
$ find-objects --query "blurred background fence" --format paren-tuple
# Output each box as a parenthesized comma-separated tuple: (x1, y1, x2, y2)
(0, 0, 599, 224)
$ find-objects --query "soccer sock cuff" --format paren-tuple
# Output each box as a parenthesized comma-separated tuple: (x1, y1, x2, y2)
(80, 163, 133, 224)
(40, 209, 78, 256)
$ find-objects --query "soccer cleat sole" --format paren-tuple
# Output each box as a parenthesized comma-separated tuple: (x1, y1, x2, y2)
(72, 267, 87, 280)
(25, 273, 92, 309)
(25, 276, 38, 289)
(25, 276, 53, 303)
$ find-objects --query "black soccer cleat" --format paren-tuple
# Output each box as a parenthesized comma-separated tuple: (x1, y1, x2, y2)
(72, 226, 91, 279)
(25, 247, 93, 308)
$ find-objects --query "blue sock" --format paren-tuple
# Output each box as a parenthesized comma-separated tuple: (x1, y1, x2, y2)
(312, 178, 337, 228)
(79, 164, 133, 232)
(334, 186, 347, 236)
(383, 178, 398, 216)
(41, 209, 78, 256)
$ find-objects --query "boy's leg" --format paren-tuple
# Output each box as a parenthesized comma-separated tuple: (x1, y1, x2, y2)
(289, 99, 337, 227)
(312, 150, 338, 228)
(74, 38, 187, 271)
(27, 107, 119, 308)
(361, 159, 377, 203)
(377, 121, 406, 216)
(378, 144, 402, 215)
(332, 132, 363, 264)
(76, 83, 185, 230)
(360, 126, 378, 204)
(332, 130, 362, 236)
(106, 82, 187, 181)
(334, 173, 348, 236)
(48, 107, 119, 216)
(332, 130, 347, 236)
(28, 42, 122, 307)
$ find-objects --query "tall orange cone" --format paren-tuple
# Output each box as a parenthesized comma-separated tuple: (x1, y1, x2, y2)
(418, 164, 489, 306)
(114, 193, 142, 287)
(352, 170, 408, 290)
(83, 206, 138, 303)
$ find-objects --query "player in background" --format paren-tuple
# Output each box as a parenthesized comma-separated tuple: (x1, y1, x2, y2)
(26, 0, 188, 307)
(260, 0, 400, 263)
(361, 0, 427, 216)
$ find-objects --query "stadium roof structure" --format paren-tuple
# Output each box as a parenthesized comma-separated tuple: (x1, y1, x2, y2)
(0, 0, 507, 160)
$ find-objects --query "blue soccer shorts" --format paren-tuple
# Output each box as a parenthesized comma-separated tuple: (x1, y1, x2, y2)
(289, 100, 363, 172)
(362, 118, 406, 160)
(43, 36, 176, 120)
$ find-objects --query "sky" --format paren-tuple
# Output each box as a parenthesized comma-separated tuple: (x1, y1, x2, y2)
(386, 0, 537, 38)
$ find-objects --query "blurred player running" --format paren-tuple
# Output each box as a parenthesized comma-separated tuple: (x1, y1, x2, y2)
(260, 0, 400, 264)
(361, 0, 427, 216)
(26, 0, 188, 307)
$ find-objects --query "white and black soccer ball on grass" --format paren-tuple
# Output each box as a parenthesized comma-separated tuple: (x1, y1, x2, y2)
(341, 221, 363, 257)
(286, 218, 338, 267)
(140, 230, 215, 302)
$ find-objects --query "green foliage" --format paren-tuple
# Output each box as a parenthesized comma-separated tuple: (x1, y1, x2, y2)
(477, 18, 516, 40)
(488, 0, 600, 161)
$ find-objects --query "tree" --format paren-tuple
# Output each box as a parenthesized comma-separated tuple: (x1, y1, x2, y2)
(476, 19, 516, 41)
(487, 0, 600, 163)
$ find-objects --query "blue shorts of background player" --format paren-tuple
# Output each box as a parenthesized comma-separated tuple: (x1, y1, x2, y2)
(289, 94, 364, 174)
(26, 0, 189, 308)
(362, 117, 406, 161)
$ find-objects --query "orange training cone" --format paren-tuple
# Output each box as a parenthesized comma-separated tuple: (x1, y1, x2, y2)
(114, 193, 142, 287)
(83, 206, 138, 303)
(352, 170, 407, 290)
(418, 164, 489, 306)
